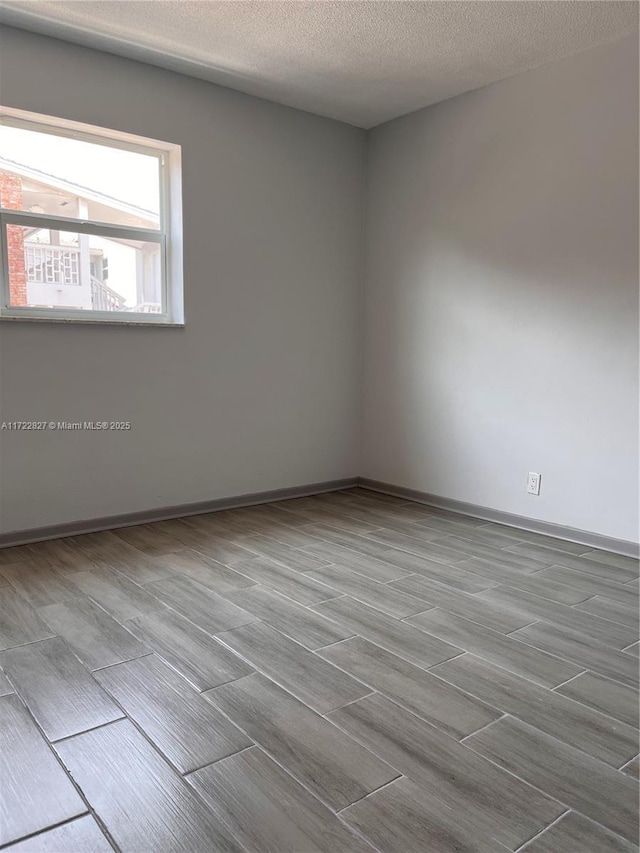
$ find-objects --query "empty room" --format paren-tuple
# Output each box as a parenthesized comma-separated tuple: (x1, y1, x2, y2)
(0, 2, 638, 851)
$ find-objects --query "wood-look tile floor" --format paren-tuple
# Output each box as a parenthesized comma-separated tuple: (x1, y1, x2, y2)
(0, 488, 638, 852)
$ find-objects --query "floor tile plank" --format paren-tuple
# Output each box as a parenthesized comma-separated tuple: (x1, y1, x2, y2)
(189, 509, 261, 538)
(247, 502, 322, 529)
(400, 505, 487, 529)
(55, 718, 243, 852)
(431, 654, 638, 766)
(225, 585, 354, 649)
(229, 555, 337, 605)
(275, 501, 381, 533)
(535, 566, 639, 605)
(147, 575, 258, 634)
(505, 543, 639, 583)
(390, 574, 533, 633)
(379, 550, 498, 592)
(307, 564, 429, 618)
(186, 535, 258, 566)
(0, 586, 55, 650)
(0, 563, 82, 608)
(328, 692, 563, 850)
(620, 756, 639, 778)
(466, 716, 639, 844)
(419, 523, 528, 550)
(339, 487, 408, 507)
(477, 585, 637, 649)
(430, 535, 552, 570)
(113, 524, 185, 556)
(247, 520, 324, 549)
(580, 549, 640, 573)
(218, 621, 370, 713)
(231, 534, 330, 572)
(520, 811, 636, 853)
(324, 489, 405, 509)
(301, 523, 406, 558)
(0, 694, 86, 847)
(38, 597, 149, 671)
(360, 509, 470, 538)
(368, 533, 471, 566)
(67, 566, 162, 621)
(456, 558, 592, 604)
(68, 531, 131, 555)
(30, 538, 107, 574)
(87, 540, 175, 584)
(575, 595, 639, 630)
(390, 554, 499, 595)
(0, 637, 123, 741)
(320, 637, 498, 739)
(391, 510, 487, 537)
(353, 515, 444, 542)
(314, 597, 462, 668)
(4, 816, 113, 852)
(206, 507, 283, 536)
(154, 549, 257, 595)
(302, 539, 411, 582)
(341, 776, 511, 853)
(475, 523, 590, 554)
(512, 621, 639, 688)
(0, 544, 42, 565)
(125, 606, 254, 691)
(407, 608, 583, 688)
(555, 671, 639, 728)
(204, 673, 399, 810)
(187, 746, 374, 852)
(298, 498, 391, 529)
(0, 667, 14, 695)
(95, 654, 251, 773)
(142, 517, 214, 549)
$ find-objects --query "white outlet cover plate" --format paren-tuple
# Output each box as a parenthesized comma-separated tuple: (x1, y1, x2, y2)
(527, 472, 541, 495)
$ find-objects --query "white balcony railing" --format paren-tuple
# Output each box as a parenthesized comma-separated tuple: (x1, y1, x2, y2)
(25, 243, 80, 286)
(25, 242, 126, 311)
(90, 277, 127, 312)
(23, 242, 160, 313)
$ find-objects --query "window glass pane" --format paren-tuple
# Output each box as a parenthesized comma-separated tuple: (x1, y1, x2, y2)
(5, 225, 162, 314)
(0, 124, 161, 229)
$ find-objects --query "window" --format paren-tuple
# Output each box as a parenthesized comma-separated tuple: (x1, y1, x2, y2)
(0, 107, 183, 325)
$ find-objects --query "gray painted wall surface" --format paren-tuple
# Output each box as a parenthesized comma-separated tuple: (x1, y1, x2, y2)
(0, 26, 365, 532)
(0, 29, 637, 545)
(361, 36, 639, 542)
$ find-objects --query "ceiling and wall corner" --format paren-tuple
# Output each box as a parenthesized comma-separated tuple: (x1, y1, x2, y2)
(0, 1, 637, 127)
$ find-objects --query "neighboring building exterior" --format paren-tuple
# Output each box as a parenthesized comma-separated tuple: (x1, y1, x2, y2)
(0, 171, 27, 306)
(0, 159, 161, 313)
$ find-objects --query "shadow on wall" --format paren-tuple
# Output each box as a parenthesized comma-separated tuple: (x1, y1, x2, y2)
(363, 37, 639, 540)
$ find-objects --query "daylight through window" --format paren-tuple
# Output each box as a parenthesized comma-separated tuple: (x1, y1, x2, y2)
(0, 108, 182, 324)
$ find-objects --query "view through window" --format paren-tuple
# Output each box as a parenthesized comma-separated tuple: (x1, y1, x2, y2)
(0, 111, 182, 323)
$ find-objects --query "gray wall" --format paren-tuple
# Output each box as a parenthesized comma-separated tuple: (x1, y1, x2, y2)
(362, 36, 639, 543)
(0, 26, 365, 533)
(1, 28, 637, 545)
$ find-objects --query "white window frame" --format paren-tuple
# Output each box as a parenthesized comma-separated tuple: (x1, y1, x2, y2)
(0, 106, 183, 326)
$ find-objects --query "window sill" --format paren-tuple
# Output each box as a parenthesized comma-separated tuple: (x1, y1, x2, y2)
(0, 315, 185, 328)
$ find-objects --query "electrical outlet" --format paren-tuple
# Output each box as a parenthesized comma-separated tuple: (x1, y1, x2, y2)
(527, 472, 541, 495)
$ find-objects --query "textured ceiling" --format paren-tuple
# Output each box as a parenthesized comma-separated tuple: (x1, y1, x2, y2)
(0, 1, 637, 127)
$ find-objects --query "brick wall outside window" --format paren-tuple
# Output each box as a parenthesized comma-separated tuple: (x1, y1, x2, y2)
(0, 171, 27, 306)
